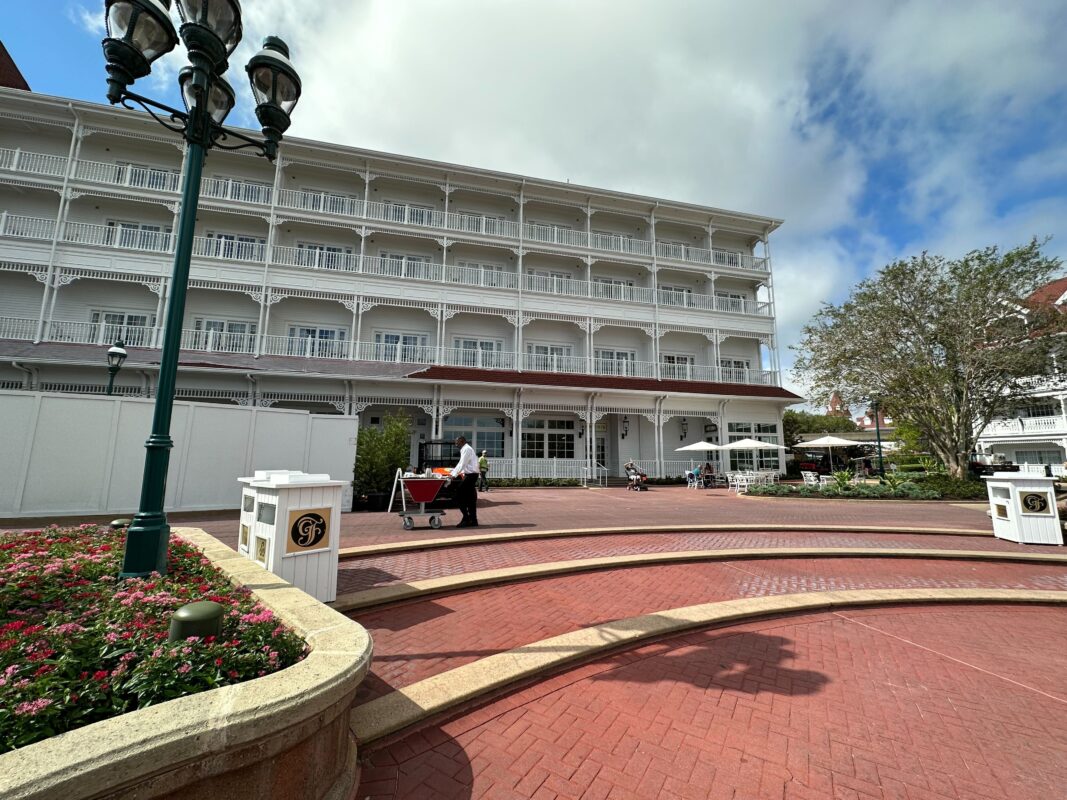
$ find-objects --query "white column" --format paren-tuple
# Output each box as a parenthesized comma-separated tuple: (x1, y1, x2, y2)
(358, 226, 366, 272)
(153, 278, 167, 347)
(587, 319, 593, 374)
(348, 300, 358, 359)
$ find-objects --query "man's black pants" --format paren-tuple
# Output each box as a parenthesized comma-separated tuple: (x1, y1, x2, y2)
(457, 473, 479, 524)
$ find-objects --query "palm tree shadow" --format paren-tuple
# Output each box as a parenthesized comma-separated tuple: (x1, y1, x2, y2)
(588, 629, 828, 697)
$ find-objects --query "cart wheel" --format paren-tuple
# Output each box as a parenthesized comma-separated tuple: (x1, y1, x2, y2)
(429, 516, 442, 529)
(402, 517, 414, 530)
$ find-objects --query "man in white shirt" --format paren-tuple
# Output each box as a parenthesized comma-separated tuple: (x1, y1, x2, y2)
(450, 435, 480, 527)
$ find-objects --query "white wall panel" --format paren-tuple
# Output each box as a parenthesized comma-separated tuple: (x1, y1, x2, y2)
(0, 391, 357, 517)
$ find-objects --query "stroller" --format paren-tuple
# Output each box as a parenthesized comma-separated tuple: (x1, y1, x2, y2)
(624, 461, 649, 491)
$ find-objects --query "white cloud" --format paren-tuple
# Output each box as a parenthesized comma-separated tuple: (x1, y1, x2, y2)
(68, 3, 104, 37)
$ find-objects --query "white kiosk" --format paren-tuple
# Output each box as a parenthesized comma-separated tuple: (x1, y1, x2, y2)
(238, 470, 345, 601)
(984, 473, 1063, 545)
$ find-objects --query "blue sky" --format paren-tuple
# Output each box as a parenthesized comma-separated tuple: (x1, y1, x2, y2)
(9, 1, 1067, 397)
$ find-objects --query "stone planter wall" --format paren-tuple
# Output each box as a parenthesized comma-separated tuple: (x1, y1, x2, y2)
(0, 528, 373, 800)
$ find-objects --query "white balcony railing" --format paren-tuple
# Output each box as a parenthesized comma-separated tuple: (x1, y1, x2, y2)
(200, 177, 273, 205)
(0, 317, 36, 341)
(181, 329, 257, 354)
(522, 352, 588, 374)
(276, 189, 363, 218)
(64, 221, 174, 253)
(73, 159, 181, 193)
(524, 223, 589, 249)
(361, 255, 443, 282)
(260, 335, 350, 360)
(982, 416, 1067, 436)
(443, 264, 520, 290)
(0, 213, 55, 240)
(272, 244, 359, 272)
(589, 232, 653, 257)
(364, 201, 446, 229)
(656, 242, 768, 272)
(592, 358, 657, 379)
(657, 290, 772, 316)
(445, 212, 521, 239)
(591, 282, 654, 304)
(439, 347, 517, 370)
(192, 236, 266, 262)
(0, 147, 67, 177)
(352, 340, 437, 364)
(523, 273, 589, 298)
(45, 320, 157, 347)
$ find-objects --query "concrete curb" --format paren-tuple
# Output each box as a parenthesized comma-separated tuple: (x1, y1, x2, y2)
(350, 588, 1067, 745)
(331, 546, 1067, 612)
(0, 528, 374, 800)
(337, 523, 994, 559)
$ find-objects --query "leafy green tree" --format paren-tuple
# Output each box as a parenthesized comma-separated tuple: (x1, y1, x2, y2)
(793, 240, 1063, 478)
(353, 412, 412, 496)
(782, 409, 858, 448)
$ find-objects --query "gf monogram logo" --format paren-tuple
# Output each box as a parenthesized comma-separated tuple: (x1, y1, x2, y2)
(1020, 492, 1050, 514)
(290, 512, 327, 548)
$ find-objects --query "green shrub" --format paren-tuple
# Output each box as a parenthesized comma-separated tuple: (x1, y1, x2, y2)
(490, 478, 582, 488)
(353, 413, 411, 496)
(909, 474, 985, 500)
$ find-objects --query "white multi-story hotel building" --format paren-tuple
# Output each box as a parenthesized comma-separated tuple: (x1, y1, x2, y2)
(0, 86, 800, 478)
(975, 277, 1067, 468)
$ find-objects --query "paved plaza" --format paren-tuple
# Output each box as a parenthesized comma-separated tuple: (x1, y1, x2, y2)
(6, 487, 1066, 798)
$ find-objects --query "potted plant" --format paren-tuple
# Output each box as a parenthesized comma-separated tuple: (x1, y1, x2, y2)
(352, 413, 412, 512)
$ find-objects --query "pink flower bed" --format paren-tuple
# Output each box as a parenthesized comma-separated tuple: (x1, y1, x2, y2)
(0, 524, 306, 753)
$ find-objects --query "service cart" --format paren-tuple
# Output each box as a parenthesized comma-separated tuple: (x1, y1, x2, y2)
(388, 469, 449, 530)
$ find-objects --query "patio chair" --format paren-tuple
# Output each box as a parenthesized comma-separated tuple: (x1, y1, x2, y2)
(685, 471, 700, 489)
(801, 471, 819, 486)
(728, 473, 751, 494)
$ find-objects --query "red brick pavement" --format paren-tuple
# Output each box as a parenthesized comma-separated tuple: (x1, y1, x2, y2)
(335, 529, 1059, 594)
(49, 487, 988, 550)
(352, 558, 1067, 704)
(357, 605, 1067, 799)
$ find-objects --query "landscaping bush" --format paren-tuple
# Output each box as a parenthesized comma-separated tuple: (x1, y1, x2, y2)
(489, 478, 582, 488)
(746, 483, 940, 500)
(353, 413, 412, 498)
(0, 525, 306, 753)
(908, 474, 987, 500)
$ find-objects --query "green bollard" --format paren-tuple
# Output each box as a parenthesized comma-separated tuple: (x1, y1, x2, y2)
(169, 601, 225, 642)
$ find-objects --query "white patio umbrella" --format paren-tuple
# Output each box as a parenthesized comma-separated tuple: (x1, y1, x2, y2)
(674, 441, 722, 451)
(718, 437, 787, 471)
(793, 434, 858, 470)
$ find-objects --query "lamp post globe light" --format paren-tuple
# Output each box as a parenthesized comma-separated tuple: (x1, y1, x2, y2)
(101, 0, 301, 577)
(106, 340, 128, 396)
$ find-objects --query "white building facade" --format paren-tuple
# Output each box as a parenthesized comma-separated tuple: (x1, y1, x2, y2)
(0, 88, 800, 479)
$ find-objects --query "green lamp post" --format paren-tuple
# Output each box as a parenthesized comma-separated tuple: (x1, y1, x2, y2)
(101, 0, 302, 577)
(105, 339, 128, 395)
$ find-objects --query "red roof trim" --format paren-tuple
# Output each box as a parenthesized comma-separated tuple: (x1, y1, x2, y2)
(410, 365, 803, 400)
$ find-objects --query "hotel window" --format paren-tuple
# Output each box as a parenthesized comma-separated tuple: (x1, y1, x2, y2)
(661, 353, 695, 379)
(287, 325, 348, 358)
(525, 343, 573, 370)
(727, 422, 780, 470)
(384, 201, 436, 226)
(715, 291, 746, 313)
(592, 277, 635, 301)
(453, 260, 511, 288)
(719, 358, 751, 381)
(443, 415, 506, 457)
(525, 269, 574, 293)
(373, 331, 429, 363)
(594, 349, 637, 376)
(452, 336, 505, 368)
(299, 188, 360, 215)
(192, 318, 257, 352)
(116, 161, 179, 191)
(380, 251, 434, 279)
(205, 231, 266, 261)
(659, 284, 692, 306)
(521, 418, 575, 459)
(86, 310, 155, 347)
(103, 219, 171, 251)
(296, 241, 353, 270)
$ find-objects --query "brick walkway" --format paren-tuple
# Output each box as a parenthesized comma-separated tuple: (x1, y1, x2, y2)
(358, 605, 1067, 799)
(93, 487, 990, 551)
(352, 558, 1067, 703)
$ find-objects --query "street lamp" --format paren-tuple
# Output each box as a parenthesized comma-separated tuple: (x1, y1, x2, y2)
(871, 398, 886, 477)
(106, 340, 128, 395)
(101, 0, 302, 577)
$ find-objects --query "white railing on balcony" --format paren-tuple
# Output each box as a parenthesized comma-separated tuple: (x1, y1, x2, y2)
(523, 273, 589, 298)
(439, 347, 517, 370)
(720, 367, 777, 385)
(272, 244, 359, 272)
(656, 290, 771, 316)
(200, 177, 273, 205)
(351, 340, 437, 364)
(656, 241, 768, 272)
(982, 416, 1067, 436)
(660, 363, 716, 382)
(192, 236, 266, 262)
(521, 352, 587, 374)
(0, 213, 55, 240)
(0, 317, 36, 341)
(361, 255, 443, 282)
(276, 189, 363, 218)
(590, 282, 654, 304)
(593, 358, 657, 379)
(364, 200, 446, 229)
(589, 232, 653, 257)
(73, 159, 181, 193)
(445, 212, 521, 239)
(524, 223, 589, 249)
(0, 147, 67, 177)
(180, 329, 257, 354)
(45, 320, 157, 347)
(443, 264, 520, 290)
(64, 221, 174, 253)
(261, 335, 350, 360)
